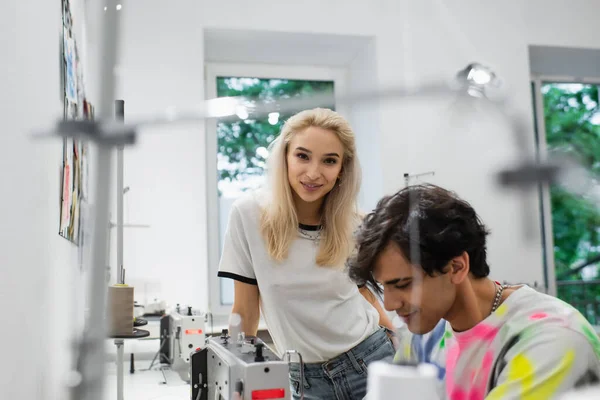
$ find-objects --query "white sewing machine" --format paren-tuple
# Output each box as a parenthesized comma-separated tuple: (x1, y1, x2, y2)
(190, 329, 299, 400)
(159, 306, 208, 381)
(187, 327, 444, 400)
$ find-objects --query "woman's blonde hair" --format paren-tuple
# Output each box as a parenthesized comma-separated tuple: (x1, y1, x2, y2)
(260, 108, 361, 267)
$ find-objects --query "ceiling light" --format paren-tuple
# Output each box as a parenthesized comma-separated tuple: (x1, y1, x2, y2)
(456, 63, 497, 98)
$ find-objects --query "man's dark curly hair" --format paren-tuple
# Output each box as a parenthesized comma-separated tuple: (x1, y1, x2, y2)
(348, 184, 490, 293)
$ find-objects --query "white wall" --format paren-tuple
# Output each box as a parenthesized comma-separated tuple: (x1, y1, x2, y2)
(524, 0, 600, 49)
(348, 38, 385, 213)
(112, 1, 207, 311)
(113, 0, 600, 312)
(2, 1, 90, 399)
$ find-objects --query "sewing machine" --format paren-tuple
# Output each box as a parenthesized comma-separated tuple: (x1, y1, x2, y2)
(187, 326, 441, 400)
(190, 329, 300, 400)
(159, 307, 207, 381)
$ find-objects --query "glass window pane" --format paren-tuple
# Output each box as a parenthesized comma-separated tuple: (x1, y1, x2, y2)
(540, 82, 600, 324)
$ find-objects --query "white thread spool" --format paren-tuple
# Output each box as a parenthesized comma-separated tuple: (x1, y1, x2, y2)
(367, 361, 440, 400)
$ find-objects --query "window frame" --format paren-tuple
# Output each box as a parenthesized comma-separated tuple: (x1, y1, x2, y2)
(530, 73, 600, 297)
(205, 62, 348, 317)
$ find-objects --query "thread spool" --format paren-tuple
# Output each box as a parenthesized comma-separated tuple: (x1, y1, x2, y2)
(108, 284, 134, 336)
(367, 361, 439, 400)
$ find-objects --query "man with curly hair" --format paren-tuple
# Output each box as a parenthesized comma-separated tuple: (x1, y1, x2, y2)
(349, 184, 600, 399)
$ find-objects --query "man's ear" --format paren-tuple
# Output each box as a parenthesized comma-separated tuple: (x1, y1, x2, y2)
(449, 251, 470, 284)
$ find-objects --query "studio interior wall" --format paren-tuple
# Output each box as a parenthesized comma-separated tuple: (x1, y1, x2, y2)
(3, 1, 92, 399)
(113, 0, 600, 315)
(111, 1, 207, 312)
(348, 39, 385, 213)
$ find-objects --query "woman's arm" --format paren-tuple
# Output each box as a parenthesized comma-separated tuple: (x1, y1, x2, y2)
(231, 280, 261, 337)
(359, 286, 395, 331)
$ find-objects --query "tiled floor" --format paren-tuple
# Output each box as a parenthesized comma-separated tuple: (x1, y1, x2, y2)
(103, 359, 190, 400)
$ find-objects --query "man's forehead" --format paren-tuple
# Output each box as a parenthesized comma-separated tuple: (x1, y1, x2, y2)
(373, 265, 413, 280)
(372, 248, 414, 282)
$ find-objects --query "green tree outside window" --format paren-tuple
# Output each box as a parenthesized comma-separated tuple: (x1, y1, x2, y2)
(542, 83, 600, 322)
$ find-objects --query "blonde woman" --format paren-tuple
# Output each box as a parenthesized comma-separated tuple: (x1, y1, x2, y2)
(218, 108, 395, 400)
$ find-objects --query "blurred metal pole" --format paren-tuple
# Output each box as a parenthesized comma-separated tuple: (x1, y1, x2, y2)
(71, 1, 121, 400)
(116, 100, 125, 284)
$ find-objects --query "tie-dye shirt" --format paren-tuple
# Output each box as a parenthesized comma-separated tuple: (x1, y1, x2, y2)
(394, 285, 600, 399)
(394, 319, 450, 399)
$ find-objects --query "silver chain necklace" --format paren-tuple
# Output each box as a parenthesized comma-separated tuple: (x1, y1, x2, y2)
(298, 226, 321, 243)
(491, 281, 507, 313)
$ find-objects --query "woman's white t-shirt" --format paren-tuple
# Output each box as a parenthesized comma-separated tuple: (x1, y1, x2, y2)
(217, 191, 380, 363)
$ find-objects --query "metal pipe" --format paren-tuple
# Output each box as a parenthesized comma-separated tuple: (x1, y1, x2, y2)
(116, 100, 125, 284)
(71, 144, 113, 400)
(72, 2, 122, 399)
(116, 340, 124, 400)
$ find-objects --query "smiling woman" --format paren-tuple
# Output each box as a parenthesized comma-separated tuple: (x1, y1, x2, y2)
(215, 77, 335, 197)
(213, 76, 336, 308)
(261, 108, 361, 267)
(287, 128, 344, 223)
(217, 108, 396, 400)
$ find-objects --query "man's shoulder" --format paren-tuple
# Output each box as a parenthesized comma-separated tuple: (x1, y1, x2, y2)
(498, 287, 600, 359)
(501, 286, 584, 325)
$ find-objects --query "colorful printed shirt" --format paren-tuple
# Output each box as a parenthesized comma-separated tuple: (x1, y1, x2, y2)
(394, 285, 600, 399)
(394, 319, 450, 399)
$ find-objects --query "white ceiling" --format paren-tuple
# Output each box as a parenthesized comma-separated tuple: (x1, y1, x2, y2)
(204, 28, 373, 67)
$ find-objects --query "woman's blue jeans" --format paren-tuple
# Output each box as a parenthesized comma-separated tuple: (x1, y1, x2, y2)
(289, 327, 395, 400)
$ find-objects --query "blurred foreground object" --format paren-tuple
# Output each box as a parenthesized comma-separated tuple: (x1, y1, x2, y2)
(366, 361, 440, 400)
(560, 386, 600, 399)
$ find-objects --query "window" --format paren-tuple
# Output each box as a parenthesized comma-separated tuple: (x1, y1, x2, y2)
(532, 77, 600, 323)
(205, 63, 345, 316)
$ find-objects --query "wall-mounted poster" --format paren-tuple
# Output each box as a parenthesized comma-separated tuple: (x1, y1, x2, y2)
(59, 0, 92, 245)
